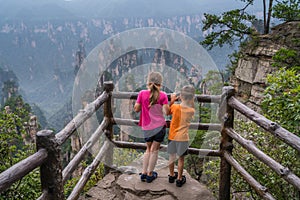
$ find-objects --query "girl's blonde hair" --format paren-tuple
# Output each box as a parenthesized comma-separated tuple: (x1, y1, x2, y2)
(147, 72, 163, 107)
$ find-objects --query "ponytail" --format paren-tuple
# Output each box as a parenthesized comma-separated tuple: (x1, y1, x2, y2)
(147, 71, 163, 107)
(149, 83, 160, 107)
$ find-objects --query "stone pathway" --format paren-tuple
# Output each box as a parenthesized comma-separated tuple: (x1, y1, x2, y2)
(79, 156, 216, 200)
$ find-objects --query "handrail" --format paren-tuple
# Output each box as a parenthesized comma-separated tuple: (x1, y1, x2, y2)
(67, 141, 110, 200)
(113, 118, 222, 131)
(112, 91, 221, 103)
(62, 117, 109, 183)
(228, 96, 300, 152)
(113, 140, 222, 157)
(223, 152, 276, 200)
(56, 90, 110, 145)
(225, 127, 300, 190)
(2, 83, 300, 200)
(0, 149, 48, 192)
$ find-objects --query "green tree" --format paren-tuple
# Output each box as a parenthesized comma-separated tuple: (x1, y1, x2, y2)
(201, 2, 256, 50)
(4, 96, 31, 122)
(272, 48, 300, 71)
(272, 0, 300, 21)
(201, 0, 300, 50)
(262, 68, 300, 135)
(203, 47, 300, 199)
(0, 105, 41, 199)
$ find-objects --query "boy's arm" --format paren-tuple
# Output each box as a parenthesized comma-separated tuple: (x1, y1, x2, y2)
(168, 94, 178, 115)
(191, 99, 195, 108)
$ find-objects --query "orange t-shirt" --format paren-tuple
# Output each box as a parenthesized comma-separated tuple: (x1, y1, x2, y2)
(168, 104, 195, 141)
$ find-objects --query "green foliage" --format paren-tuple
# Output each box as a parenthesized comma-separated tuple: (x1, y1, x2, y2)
(64, 148, 142, 198)
(0, 106, 41, 199)
(202, 157, 220, 197)
(0, 169, 41, 200)
(4, 96, 31, 122)
(30, 103, 48, 128)
(201, 0, 300, 51)
(272, 48, 300, 71)
(201, 1, 256, 50)
(113, 148, 143, 167)
(232, 121, 300, 199)
(201, 70, 223, 95)
(202, 46, 300, 198)
(262, 68, 300, 135)
(225, 50, 242, 76)
(64, 163, 105, 198)
(272, 0, 300, 21)
(203, 120, 300, 199)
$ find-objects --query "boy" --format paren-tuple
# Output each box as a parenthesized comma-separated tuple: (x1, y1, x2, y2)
(168, 85, 195, 187)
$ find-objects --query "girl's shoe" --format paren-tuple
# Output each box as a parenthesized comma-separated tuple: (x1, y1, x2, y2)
(140, 173, 147, 182)
(168, 172, 178, 183)
(146, 171, 158, 183)
(176, 175, 186, 187)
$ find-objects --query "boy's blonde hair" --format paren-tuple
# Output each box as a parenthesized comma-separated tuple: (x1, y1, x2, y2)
(181, 85, 195, 100)
(147, 72, 163, 106)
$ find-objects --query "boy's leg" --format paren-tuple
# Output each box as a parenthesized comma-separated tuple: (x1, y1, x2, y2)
(176, 141, 188, 180)
(177, 155, 185, 180)
(168, 153, 176, 176)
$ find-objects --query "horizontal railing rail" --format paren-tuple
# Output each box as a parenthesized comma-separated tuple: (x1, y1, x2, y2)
(0, 149, 48, 192)
(113, 118, 222, 131)
(112, 92, 221, 103)
(56, 91, 110, 145)
(223, 151, 276, 200)
(112, 140, 222, 157)
(62, 117, 109, 183)
(228, 96, 300, 153)
(1, 82, 299, 200)
(225, 127, 300, 190)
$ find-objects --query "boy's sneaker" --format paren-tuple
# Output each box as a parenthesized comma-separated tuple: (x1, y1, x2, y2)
(146, 171, 158, 183)
(176, 175, 186, 187)
(140, 173, 147, 182)
(168, 172, 178, 183)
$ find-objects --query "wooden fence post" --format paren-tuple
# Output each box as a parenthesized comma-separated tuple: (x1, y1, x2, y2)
(103, 81, 114, 175)
(36, 130, 64, 200)
(218, 86, 235, 200)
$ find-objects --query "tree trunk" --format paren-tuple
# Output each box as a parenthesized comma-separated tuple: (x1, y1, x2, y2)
(263, 0, 273, 34)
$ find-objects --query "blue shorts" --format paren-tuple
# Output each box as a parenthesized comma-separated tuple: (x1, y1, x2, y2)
(167, 140, 189, 156)
(143, 126, 166, 143)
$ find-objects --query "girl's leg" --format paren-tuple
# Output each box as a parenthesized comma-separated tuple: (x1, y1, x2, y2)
(142, 142, 152, 175)
(147, 141, 160, 176)
(177, 155, 185, 180)
(168, 153, 176, 176)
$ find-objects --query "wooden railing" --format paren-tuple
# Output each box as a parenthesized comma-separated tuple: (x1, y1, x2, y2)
(0, 82, 299, 200)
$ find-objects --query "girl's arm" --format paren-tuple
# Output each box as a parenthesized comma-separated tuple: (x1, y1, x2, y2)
(134, 103, 141, 112)
(163, 104, 170, 116)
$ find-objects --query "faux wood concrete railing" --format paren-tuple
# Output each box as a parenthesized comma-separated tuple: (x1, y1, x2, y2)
(1, 83, 300, 200)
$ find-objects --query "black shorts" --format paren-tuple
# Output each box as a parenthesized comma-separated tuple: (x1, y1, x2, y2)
(143, 126, 166, 143)
(167, 140, 189, 156)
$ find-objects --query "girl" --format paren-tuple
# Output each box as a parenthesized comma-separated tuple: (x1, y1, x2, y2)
(134, 71, 169, 183)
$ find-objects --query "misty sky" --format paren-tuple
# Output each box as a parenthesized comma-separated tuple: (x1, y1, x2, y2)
(0, 0, 263, 19)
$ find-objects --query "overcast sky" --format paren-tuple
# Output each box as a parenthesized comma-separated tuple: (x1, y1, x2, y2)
(0, 0, 263, 19)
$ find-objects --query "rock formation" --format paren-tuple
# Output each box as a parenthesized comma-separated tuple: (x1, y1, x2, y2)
(231, 21, 300, 113)
(79, 156, 215, 200)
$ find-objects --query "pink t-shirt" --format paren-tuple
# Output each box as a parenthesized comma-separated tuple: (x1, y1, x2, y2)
(136, 90, 168, 130)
